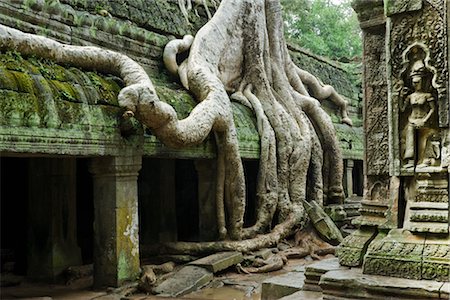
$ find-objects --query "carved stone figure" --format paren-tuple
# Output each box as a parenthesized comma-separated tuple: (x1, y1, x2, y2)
(400, 45, 439, 170)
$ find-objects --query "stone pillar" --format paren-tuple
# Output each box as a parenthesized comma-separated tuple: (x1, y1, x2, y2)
(337, 0, 387, 267)
(89, 155, 141, 287)
(27, 158, 82, 280)
(195, 160, 218, 241)
(345, 159, 354, 197)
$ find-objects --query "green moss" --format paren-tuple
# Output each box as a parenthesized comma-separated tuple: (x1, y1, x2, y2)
(10, 71, 35, 93)
(155, 85, 196, 119)
(0, 68, 19, 91)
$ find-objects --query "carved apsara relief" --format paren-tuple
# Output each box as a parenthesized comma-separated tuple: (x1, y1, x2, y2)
(398, 43, 442, 171)
(391, 0, 448, 128)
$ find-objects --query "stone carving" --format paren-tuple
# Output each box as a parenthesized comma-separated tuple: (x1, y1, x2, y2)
(336, 228, 377, 267)
(390, 0, 448, 128)
(364, 32, 389, 176)
(404, 174, 449, 233)
(363, 229, 450, 282)
(399, 43, 440, 171)
(348, 0, 450, 283)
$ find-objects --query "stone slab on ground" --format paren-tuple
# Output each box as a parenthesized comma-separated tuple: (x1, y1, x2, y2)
(440, 282, 449, 299)
(279, 290, 323, 300)
(152, 265, 213, 297)
(189, 251, 243, 273)
(254, 248, 275, 260)
(261, 271, 306, 300)
(304, 258, 348, 292)
(320, 268, 447, 299)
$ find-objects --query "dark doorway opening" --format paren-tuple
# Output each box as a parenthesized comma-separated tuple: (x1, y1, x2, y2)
(76, 158, 94, 264)
(1, 157, 29, 275)
(353, 159, 364, 196)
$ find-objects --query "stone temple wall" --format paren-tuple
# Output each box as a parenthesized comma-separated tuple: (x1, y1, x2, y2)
(0, 0, 362, 161)
(338, 0, 449, 284)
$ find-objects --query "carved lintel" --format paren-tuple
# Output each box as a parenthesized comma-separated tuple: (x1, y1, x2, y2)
(385, 0, 422, 17)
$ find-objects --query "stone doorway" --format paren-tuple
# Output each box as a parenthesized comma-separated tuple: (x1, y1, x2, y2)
(0, 156, 94, 283)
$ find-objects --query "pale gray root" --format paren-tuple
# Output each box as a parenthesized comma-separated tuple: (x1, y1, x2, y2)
(154, 0, 344, 250)
(139, 262, 176, 292)
(163, 34, 194, 90)
(306, 123, 325, 206)
(163, 35, 194, 76)
(152, 203, 306, 255)
(1, 0, 348, 254)
(236, 253, 287, 274)
(291, 225, 335, 260)
(240, 87, 278, 238)
(296, 68, 353, 126)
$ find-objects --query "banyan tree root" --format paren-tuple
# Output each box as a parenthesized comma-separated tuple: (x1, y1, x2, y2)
(0, 0, 347, 255)
(281, 226, 336, 260)
(139, 262, 176, 292)
(236, 253, 288, 274)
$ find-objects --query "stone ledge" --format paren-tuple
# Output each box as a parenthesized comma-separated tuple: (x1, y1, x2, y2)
(320, 268, 446, 300)
(189, 252, 243, 274)
(261, 270, 306, 300)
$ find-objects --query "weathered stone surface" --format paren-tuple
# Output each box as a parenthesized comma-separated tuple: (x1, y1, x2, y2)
(363, 229, 450, 282)
(304, 258, 347, 292)
(254, 248, 275, 260)
(336, 228, 377, 267)
(261, 271, 305, 300)
(279, 290, 323, 300)
(385, 0, 422, 16)
(320, 268, 445, 299)
(189, 252, 243, 274)
(90, 155, 142, 288)
(152, 265, 213, 297)
(440, 282, 450, 299)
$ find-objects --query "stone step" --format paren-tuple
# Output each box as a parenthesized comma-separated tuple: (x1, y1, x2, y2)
(304, 258, 348, 292)
(152, 265, 213, 297)
(279, 290, 323, 300)
(189, 251, 243, 273)
(261, 267, 306, 300)
(320, 268, 449, 299)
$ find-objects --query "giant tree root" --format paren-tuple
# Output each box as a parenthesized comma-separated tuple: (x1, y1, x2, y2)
(0, 0, 348, 254)
(236, 253, 288, 274)
(282, 226, 336, 260)
(139, 262, 176, 293)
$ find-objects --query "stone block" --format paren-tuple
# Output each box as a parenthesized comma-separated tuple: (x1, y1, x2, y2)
(279, 290, 323, 300)
(363, 229, 450, 282)
(320, 268, 443, 299)
(153, 266, 213, 297)
(385, 0, 422, 17)
(440, 282, 449, 299)
(304, 258, 347, 292)
(261, 271, 305, 300)
(189, 251, 243, 273)
(336, 228, 377, 267)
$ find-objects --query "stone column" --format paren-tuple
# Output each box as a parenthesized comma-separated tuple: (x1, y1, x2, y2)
(345, 159, 354, 197)
(27, 158, 82, 280)
(195, 160, 218, 241)
(89, 155, 141, 288)
(337, 0, 387, 267)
